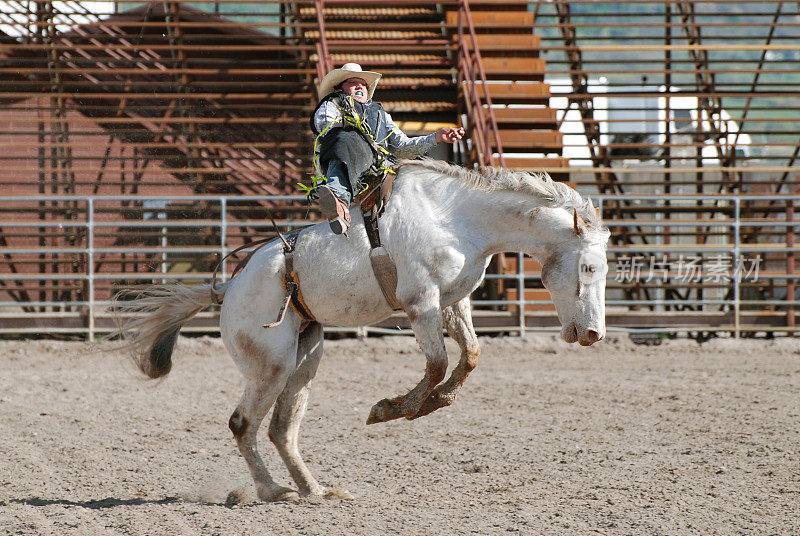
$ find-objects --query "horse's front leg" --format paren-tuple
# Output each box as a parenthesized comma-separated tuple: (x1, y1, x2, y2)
(410, 296, 480, 419)
(366, 303, 447, 424)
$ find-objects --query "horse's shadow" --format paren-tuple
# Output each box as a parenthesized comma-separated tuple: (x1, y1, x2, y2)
(10, 496, 181, 509)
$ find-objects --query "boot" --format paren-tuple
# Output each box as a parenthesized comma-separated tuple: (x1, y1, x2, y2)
(317, 185, 351, 235)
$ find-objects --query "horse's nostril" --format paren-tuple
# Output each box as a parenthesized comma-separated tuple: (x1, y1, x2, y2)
(561, 324, 578, 343)
(583, 329, 602, 345)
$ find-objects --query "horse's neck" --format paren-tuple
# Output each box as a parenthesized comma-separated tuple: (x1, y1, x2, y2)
(432, 177, 570, 260)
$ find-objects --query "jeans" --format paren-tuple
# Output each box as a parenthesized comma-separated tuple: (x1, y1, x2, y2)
(324, 160, 352, 204)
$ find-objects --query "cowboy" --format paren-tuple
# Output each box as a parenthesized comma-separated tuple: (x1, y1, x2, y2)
(311, 63, 464, 234)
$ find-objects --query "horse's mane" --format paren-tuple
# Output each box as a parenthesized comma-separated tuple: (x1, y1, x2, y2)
(401, 158, 606, 235)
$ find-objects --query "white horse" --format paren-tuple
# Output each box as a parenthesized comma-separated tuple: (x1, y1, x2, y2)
(112, 158, 610, 501)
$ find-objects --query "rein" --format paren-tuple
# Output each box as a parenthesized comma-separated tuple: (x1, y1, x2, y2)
(210, 237, 273, 305)
(209, 216, 291, 305)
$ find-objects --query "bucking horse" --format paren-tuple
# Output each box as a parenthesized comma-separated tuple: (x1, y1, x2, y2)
(111, 158, 610, 501)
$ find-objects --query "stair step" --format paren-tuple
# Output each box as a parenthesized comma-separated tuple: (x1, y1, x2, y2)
(481, 57, 546, 81)
(490, 107, 557, 129)
(502, 157, 570, 180)
(308, 30, 444, 40)
(468, 4, 537, 12)
(446, 11, 534, 27)
(377, 87, 457, 102)
(328, 41, 451, 53)
(466, 0, 538, 7)
(329, 53, 450, 66)
(502, 156, 569, 170)
(380, 76, 453, 89)
(496, 130, 563, 152)
(457, 34, 541, 51)
(298, 6, 438, 20)
(311, 56, 452, 77)
(379, 101, 456, 113)
(479, 82, 551, 104)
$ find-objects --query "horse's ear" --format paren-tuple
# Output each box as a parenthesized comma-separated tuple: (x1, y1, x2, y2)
(573, 208, 588, 237)
(586, 198, 600, 223)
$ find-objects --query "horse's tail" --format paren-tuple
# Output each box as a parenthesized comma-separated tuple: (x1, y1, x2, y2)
(109, 282, 227, 379)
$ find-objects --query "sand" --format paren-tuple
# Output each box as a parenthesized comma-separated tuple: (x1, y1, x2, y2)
(1, 334, 798, 535)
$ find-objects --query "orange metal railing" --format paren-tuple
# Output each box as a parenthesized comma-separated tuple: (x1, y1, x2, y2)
(313, 0, 332, 83)
(455, 0, 504, 168)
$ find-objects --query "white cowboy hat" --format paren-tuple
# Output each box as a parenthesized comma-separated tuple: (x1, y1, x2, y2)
(317, 62, 382, 100)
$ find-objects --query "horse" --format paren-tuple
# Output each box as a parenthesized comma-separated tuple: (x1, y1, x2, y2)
(111, 158, 610, 502)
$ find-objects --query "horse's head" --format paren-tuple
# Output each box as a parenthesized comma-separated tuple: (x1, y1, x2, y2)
(540, 205, 609, 346)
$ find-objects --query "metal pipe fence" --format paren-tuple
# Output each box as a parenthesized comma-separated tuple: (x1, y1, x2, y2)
(0, 192, 798, 338)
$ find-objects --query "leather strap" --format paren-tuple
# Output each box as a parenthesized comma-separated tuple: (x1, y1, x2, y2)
(363, 206, 381, 250)
(377, 169, 397, 217)
(362, 172, 403, 311)
(263, 232, 316, 327)
(285, 268, 316, 322)
(369, 246, 402, 310)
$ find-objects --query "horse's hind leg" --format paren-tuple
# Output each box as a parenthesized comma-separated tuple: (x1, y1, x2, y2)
(411, 296, 480, 419)
(268, 322, 348, 498)
(228, 332, 298, 502)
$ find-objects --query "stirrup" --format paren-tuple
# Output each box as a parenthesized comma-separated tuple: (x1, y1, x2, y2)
(318, 186, 351, 235)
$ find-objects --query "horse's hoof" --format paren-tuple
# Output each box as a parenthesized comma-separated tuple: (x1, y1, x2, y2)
(323, 488, 354, 500)
(366, 398, 394, 424)
(256, 486, 299, 503)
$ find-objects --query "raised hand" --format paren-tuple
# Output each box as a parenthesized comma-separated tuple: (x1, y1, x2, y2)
(435, 126, 465, 143)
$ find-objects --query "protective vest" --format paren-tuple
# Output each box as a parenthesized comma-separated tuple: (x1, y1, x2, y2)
(304, 93, 396, 197)
(309, 92, 392, 148)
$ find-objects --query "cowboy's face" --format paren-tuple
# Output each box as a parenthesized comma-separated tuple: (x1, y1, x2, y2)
(341, 77, 369, 103)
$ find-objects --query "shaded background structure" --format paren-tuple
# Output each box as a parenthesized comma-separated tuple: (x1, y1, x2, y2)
(0, 1, 797, 337)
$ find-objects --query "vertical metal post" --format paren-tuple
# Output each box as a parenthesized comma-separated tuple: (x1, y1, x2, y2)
(314, 0, 331, 77)
(598, 195, 607, 297)
(787, 200, 795, 331)
(664, 1, 671, 196)
(220, 197, 228, 281)
(517, 252, 525, 336)
(160, 212, 168, 284)
(654, 189, 664, 310)
(87, 198, 95, 340)
(733, 197, 741, 338)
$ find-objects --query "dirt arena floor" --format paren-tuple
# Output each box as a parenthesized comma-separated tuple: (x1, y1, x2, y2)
(1, 333, 798, 535)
